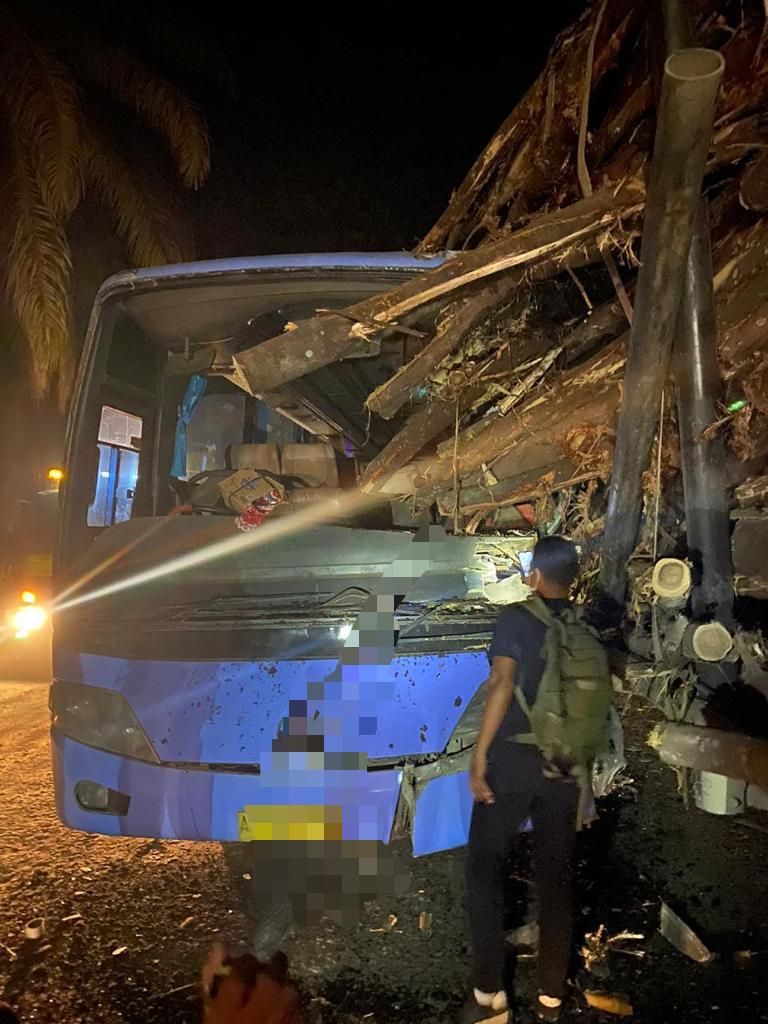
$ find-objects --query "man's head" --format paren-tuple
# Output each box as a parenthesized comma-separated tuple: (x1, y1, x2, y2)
(526, 536, 579, 597)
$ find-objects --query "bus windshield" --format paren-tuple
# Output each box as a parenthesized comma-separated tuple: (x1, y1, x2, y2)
(57, 260, 432, 574)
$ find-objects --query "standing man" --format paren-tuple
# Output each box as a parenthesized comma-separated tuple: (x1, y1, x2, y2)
(463, 536, 608, 1024)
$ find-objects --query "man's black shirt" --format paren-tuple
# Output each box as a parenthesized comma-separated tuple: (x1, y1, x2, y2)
(488, 598, 571, 743)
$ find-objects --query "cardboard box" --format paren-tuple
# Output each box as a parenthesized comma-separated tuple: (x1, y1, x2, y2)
(218, 470, 284, 513)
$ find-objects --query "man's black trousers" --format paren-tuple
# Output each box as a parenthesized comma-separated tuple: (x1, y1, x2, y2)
(466, 743, 580, 999)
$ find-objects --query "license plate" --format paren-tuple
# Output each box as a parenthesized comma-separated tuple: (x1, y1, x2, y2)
(238, 804, 343, 841)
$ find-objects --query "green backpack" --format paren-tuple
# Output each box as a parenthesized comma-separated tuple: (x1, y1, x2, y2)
(513, 595, 613, 769)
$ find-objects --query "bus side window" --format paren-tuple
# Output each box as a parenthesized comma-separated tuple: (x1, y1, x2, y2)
(87, 406, 143, 527)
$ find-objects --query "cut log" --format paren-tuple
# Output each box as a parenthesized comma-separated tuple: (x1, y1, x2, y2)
(651, 722, 768, 789)
(437, 459, 581, 515)
(414, 339, 625, 493)
(720, 299, 768, 371)
(366, 278, 516, 420)
(453, 468, 604, 516)
(560, 293, 633, 362)
(232, 182, 643, 397)
(717, 218, 768, 367)
(358, 394, 468, 494)
(360, 459, 433, 498)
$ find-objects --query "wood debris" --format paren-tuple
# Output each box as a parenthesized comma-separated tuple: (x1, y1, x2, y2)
(584, 991, 634, 1017)
(221, 0, 768, 541)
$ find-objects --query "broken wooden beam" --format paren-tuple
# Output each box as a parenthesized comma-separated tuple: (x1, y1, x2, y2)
(358, 398, 458, 494)
(414, 339, 625, 493)
(438, 461, 589, 515)
(434, 298, 631, 460)
(366, 278, 515, 420)
(231, 181, 644, 397)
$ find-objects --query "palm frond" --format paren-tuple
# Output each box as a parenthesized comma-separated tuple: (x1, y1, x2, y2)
(4, 138, 74, 399)
(78, 38, 211, 189)
(83, 125, 185, 267)
(98, 8, 236, 98)
(0, 13, 83, 216)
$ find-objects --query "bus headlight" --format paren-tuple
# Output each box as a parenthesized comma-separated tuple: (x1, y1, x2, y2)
(50, 680, 159, 763)
(11, 604, 47, 637)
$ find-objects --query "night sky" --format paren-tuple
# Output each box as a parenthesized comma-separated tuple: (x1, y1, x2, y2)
(64, 2, 587, 257)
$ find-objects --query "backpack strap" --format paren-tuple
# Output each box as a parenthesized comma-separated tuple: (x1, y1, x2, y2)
(522, 593, 556, 628)
(510, 595, 568, 745)
(511, 685, 537, 746)
(509, 596, 553, 746)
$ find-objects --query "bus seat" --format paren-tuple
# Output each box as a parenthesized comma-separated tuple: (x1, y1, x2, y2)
(228, 444, 281, 475)
(280, 443, 339, 488)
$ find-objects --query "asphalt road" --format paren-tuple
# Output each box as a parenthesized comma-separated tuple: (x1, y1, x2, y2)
(0, 682, 253, 1023)
(2, 682, 768, 1024)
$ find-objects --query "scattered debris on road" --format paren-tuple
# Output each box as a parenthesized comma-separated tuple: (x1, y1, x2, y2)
(659, 901, 715, 965)
(584, 991, 634, 1016)
(23, 919, 44, 941)
(369, 914, 398, 934)
(582, 925, 645, 977)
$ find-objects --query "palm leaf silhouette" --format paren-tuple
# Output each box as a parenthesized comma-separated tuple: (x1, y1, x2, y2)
(83, 125, 185, 267)
(4, 138, 73, 398)
(78, 37, 211, 189)
(0, 3, 212, 402)
(0, 12, 83, 216)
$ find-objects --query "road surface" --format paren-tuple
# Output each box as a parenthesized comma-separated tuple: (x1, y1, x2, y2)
(2, 682, 768, 1023)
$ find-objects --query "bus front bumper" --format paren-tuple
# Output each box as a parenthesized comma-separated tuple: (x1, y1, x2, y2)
(51, 727, 406, 843)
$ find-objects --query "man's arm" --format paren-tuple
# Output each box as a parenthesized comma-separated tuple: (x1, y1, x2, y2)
(469, 655, 517, 804)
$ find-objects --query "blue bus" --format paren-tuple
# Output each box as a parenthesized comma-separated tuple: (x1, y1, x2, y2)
(51, 254, 533, 920)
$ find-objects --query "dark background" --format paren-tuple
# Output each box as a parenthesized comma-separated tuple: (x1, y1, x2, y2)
(76, 3, 586, 256)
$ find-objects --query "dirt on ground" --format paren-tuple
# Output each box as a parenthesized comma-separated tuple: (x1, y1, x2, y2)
(1, 681, 768, 1024)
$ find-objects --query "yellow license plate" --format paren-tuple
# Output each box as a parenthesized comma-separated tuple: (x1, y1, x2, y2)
(238, 804, 343, 841)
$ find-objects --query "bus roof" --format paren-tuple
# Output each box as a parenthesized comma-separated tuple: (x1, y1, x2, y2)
(98, 252, 448, 297)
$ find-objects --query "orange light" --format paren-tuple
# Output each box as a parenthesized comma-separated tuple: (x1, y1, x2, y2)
(47, 468, 64, 482)
(21, 590, 37, 605)
(11, 605, 46, 634)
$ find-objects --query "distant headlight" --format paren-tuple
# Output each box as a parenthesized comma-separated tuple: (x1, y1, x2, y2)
(11, 604, 47, 637)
